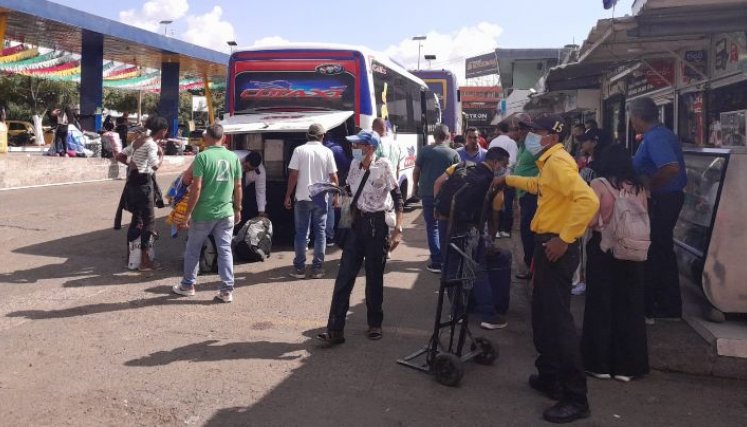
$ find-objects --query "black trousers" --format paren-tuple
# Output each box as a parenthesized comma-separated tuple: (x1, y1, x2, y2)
(582, 232, 649, 377)
(532, 234, 587, 404)
(519, 194, 538, 268)
(126, 172, 155, 248)
(327, 212, 389, 332)
(54, 126, 68, 155)
(644, 191, 685, 318)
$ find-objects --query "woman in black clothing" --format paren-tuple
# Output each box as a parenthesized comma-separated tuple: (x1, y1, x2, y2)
(581, 144, 649, 382)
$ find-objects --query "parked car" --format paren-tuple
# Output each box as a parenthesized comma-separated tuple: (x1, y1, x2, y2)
(6, 120, 35, 146)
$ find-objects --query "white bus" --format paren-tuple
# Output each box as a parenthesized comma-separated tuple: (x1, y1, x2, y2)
(222, 43, 441, 230)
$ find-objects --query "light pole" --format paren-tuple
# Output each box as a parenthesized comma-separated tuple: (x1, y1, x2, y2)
(159, 20, 173, 36)
(227, 40, 237, 53)
(412, 35, 426, 70)
(424, 54, 436, 69)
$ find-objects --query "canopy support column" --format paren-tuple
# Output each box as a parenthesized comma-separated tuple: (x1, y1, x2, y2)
(80, 30, 103, 131)
(159, 60, 180, 137)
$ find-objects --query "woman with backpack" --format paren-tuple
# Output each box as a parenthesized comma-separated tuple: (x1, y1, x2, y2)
(581, 144, 650, 383)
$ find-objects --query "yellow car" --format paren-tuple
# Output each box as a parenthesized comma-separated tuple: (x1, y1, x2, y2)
(6, 120, 35, 146)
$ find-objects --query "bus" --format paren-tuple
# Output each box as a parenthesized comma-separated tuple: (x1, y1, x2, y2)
(221, 44, 441, 237)
(411, 69, 460, 135)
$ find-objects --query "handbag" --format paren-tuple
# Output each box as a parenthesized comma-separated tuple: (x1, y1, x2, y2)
(338, 170, 370, 229)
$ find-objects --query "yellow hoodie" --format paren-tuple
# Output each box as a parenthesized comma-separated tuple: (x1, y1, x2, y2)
(506, 144, 599, 244)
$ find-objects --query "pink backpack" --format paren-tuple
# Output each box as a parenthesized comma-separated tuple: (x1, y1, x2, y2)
(597, 178, 651, 262)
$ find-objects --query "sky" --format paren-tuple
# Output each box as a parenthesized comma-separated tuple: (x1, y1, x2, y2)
(49, 0, 635, 83)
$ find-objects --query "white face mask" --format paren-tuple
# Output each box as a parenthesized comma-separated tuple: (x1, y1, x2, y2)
(352, 148, 364, 161)
(524, 132, 545, 157)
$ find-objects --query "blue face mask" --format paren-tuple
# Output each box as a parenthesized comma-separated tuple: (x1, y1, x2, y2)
(352, 148, 364, 161)
(524, 132, 545, 157)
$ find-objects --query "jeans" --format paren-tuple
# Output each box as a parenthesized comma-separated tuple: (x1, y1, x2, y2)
(421, 196, 441, 266)
(294, 200, 327, 271)
(519, 194, 538, 269)
(327, 212, 388, 332)
(532, 234, 587, 405)
(473, 240, 512, 323)
(125, 174, 155, 248)
(181, 216, 235, 293)
(326, 196, 338, 241)
(644, 191, 685, 318)
(499, 187, 516, 234)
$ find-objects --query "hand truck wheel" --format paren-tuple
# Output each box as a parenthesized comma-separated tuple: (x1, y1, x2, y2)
(432, 353, 464, 387)
(472, 337, 498, 366)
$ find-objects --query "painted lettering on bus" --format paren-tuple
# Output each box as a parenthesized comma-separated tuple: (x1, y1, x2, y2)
(239, 88, 347, 99)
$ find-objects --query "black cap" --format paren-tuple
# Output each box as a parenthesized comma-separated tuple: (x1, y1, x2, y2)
(576, 128, 602, 142)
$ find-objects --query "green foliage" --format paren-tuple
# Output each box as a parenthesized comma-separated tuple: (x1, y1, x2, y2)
(0, 74, 80, 122)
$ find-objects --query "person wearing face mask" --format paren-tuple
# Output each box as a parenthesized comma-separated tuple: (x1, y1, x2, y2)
(494, 113, 599, 424)
(512, 114, 540, 280)
(317, 130, 404, 346)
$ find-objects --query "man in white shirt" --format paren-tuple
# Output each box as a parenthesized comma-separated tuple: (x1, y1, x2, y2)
(284, 123, 339, 279)
(489, 122, 519, 238)
(241, 151, 267, 218)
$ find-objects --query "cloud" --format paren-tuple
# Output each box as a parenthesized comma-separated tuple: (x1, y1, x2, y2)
(384, 22, 503, 84)
(181, 6, 236, 52)
(119, 0, 190, 32)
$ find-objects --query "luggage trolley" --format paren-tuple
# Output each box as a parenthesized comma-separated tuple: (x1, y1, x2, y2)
(397, 186, 498, 387)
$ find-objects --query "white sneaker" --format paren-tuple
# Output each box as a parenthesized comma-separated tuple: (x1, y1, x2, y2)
(172, 284, 196, 296)
(571, 282, 586, 296)
(645, 317, 656, 325)
(480, 318, 508, 330)
(499, 231, 511, 238)
(614, 375, 633, 383)
(213, 292, 233, 303)
(127, 241, 141, 270)
(585, 371, 611, 380)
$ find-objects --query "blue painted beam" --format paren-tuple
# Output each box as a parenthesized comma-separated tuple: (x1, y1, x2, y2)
(80, 30, 103, 132)
(0, 0, 229, 65)
(159, 62, 181, 138)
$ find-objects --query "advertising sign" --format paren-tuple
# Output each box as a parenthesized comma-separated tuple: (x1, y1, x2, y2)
(680, 50, 708, 86)
(712, 32, 747, 79)
(627, 60, 674, 97)
(464, 109, 495, 127)
(465, 52, 498, 79)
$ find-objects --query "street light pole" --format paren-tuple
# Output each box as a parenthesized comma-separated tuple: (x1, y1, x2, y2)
(159, 20, 173, 36)
(425, 54, 436, 69)
(227, 40, 237, 54)
(412, 35, 426, 71)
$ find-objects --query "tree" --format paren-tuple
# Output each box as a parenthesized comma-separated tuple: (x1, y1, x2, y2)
(0, 74, 79, 122)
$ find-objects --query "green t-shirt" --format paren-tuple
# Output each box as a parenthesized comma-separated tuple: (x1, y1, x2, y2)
(513, 142, 540, 198)
(415, 143, 460, 198)
(191, 146, 242, 221)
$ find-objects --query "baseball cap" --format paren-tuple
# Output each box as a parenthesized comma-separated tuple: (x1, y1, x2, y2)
(307, 123, 326, 137)
(530, 113, 566, 134)
(346, 129, 381, 149)
(515, 113, 534, 129)
(576, 128, 602, 142)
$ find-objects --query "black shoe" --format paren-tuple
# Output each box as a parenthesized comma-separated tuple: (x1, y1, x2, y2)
(528, 374, 563, 401)
(316, 331, 345, 347)
(542, 400, 590, 424)
(515, 272, 532, 280)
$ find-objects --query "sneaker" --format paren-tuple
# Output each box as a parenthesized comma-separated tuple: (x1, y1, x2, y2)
(309, 269, 325, 279)
(426, 263, 442, 274)
(495, 232, 503, 239)
(571, 282, 586, 296)
(480, 316, 508, 330)
(326, 239, 336, 247)
(172, 284, 196, 296)
(543, 400, 590, 424)
(289, 267, 307, 279)
(515, 272, 532, 280)
(645, 317, 656, 325)
(499, 231, 511, 238)
(213, 292, 233, 303)
(614, 375, 632, 383)
(585, 371, 611, 380)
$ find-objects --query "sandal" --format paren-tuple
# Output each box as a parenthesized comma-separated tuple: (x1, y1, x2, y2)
(367, 327, 383, 341)
(316, 331, 345, 347)
(138, 261, 163, 272)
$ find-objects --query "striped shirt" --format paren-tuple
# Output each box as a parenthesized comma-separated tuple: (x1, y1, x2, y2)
(122, 137, 159, 174)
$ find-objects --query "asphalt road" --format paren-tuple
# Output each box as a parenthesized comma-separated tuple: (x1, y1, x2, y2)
(1, 176, 746, 426)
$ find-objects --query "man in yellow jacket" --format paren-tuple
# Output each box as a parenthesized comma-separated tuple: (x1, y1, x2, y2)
(494, 113, 599, 424)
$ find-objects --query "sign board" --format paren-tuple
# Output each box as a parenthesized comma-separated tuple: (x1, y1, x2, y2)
(465, 52, 498, 79)
(464, 108, 495, 127)
(712, 32, 747, 79)
(192, 96, 208, 113)
(680, 50, 708, 86)
(627, 60, 674, 97)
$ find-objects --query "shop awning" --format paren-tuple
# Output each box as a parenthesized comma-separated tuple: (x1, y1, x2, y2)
(221, 111, 354, 134)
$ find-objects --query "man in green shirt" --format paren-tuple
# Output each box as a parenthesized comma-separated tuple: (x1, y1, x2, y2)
(173, 124, 243, 303)
(513, 114, 540, 279)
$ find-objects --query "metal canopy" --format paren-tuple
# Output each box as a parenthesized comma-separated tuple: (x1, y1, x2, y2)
(0, 0, 228, 79)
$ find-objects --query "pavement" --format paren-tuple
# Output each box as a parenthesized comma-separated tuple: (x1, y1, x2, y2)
(1, 175, 747, 426)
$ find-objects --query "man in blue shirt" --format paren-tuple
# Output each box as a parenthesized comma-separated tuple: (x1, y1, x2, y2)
(456, 127, 486, 163)
(631, 97, 688, 321)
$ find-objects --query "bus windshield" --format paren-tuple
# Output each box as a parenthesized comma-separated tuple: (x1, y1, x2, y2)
(233, 69, 356, 114)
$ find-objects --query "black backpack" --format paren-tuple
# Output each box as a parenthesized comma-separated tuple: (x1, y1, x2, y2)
(233, 217, 273, 262)
(435, 161, 477, 218)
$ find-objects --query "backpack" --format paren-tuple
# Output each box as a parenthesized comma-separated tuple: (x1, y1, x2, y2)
(597, 178, 650, 262)
(435, 161, 477, 218)
(233, 217, 273, 262)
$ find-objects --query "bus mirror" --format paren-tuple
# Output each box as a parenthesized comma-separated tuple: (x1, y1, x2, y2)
(457, 89, 461, 102)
